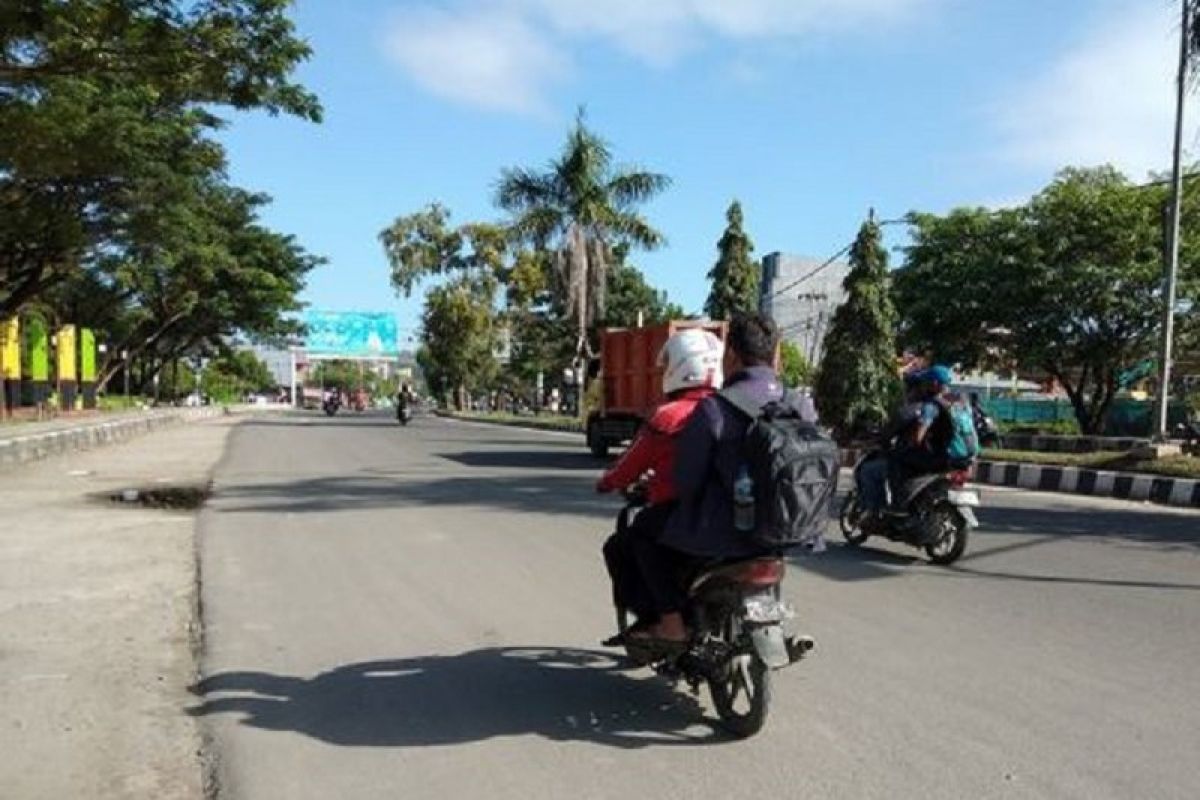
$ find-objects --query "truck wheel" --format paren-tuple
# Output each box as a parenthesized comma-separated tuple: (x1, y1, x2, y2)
(587, 421, 609, 458)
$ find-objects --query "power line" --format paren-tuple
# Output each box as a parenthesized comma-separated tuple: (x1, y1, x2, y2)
(763, 242, 853, 302)
(762, 217, 906, 303)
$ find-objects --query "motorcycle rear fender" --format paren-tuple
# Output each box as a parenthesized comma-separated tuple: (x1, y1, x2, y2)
(749, 624, 791, 669)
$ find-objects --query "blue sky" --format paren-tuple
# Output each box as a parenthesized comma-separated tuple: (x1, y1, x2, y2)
(217, 0, 1196, 339)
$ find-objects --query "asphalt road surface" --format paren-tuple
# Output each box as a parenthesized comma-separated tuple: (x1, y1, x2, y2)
(195, 412, 1200, 800)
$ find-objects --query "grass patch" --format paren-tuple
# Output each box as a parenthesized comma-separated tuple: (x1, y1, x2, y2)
(984, 448, 1200, 479)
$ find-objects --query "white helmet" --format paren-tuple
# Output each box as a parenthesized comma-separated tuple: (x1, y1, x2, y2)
(659, 328, 724, 396)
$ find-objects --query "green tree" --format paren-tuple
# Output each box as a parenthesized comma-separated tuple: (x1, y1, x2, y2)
(88, 182, 320, 393)
(602, 259, 685, 328)
(202, 350, 274, 402)
(814, 215, 902, 440)
(495, 109, 670, 358)
(0, 0, 319, 318)
(380, 206, 503, 407)
(418, 280, 498, 407)
(704, 200, 759, 320)
(779, 341, 813, 388)
(896, 166, 1199, 434)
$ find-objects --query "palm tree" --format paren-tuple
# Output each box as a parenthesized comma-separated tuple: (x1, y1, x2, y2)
(495, 110, 670, 361)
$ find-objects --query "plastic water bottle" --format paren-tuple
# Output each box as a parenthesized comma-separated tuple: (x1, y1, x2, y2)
(734, 466, 755, 532)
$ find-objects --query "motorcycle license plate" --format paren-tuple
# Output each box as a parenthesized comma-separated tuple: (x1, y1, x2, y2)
(744, 596, 795, 624)
(947, 489, 980, 507)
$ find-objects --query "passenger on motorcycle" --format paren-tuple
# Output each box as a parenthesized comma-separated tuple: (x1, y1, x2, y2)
(889, 364, 958, 504)
(597, 328, 724, 636)
(630, 313, 817, 646)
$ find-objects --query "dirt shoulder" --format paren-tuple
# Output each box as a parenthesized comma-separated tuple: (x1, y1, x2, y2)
(0, 417, 238, 800)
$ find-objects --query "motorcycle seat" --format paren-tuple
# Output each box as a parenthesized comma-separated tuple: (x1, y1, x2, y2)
(688, 557, 785, 596)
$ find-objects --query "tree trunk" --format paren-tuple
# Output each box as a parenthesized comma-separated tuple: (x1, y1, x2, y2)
(96, 311, 190, 392)
(1058, 364, 1118, 436)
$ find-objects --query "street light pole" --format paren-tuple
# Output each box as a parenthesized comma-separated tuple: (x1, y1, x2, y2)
(1155, 0, 1190, 439)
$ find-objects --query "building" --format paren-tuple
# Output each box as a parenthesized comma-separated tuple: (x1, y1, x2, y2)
(241, 344, 293, 388)
(759, 252, 850, 365)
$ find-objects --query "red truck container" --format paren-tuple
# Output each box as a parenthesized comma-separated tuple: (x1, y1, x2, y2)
(586, 320, 726, 457)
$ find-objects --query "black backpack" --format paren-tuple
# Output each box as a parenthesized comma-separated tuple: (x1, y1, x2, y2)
(720, 386, 840, 549)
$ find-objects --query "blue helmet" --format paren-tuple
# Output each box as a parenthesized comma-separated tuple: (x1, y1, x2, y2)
(925, 364, 954, 387)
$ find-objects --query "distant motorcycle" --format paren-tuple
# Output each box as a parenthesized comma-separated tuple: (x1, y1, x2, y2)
(604, 487, 814, 738)
(322, 396, 340, 417)
(840, 449, 979, 565)
(397, 403, 412, 426)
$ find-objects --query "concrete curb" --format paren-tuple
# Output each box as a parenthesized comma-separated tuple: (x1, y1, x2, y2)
(0, 407, 227, 471)
(971, 459, 1200, 509)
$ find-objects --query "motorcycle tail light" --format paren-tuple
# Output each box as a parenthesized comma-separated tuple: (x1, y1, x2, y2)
(736, 560, 785, 587)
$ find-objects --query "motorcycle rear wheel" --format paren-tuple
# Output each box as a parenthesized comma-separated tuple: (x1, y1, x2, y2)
(838, 492, 871, 546)
(708, 616, 771, 738)
(924, 506, 968, 565)
(710, 653, 770, 738)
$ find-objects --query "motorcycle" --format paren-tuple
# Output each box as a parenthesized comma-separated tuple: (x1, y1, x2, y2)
(840, 449, 979, 565)
(322, 396, 340, 417)
(604, 489, 814, 738)
(397, 403, 412, 426)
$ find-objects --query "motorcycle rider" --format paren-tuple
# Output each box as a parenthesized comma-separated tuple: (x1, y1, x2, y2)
(857, 369, 928, 519)
(630, 312, 817, 646)
(889, 364, 956, 506)
(397, 383, 415, 419)
(598, 328, 724, 636)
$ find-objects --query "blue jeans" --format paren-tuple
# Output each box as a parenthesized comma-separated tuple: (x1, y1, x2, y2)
(856, 456, 889, 512)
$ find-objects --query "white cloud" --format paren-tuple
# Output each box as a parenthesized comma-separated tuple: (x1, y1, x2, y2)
(383, 0, 931, 114)
(383, 7, 568, 116)
(994, 1, 1199, 179)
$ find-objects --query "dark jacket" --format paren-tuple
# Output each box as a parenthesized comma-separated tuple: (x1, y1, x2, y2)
(660, 366, 817, 558)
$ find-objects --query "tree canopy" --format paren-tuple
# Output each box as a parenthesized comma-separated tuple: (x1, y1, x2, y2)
(814, 215, 902, 439)
(0, 0, 321, 399)
(704, 200, 759, 320)
(896, 166, 1199, 433)
(495, 109, 670, 357)
(778, 341, 812, 389)
(382, 116, 682, 409)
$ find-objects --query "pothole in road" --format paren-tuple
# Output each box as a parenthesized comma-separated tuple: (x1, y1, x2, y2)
(98, 484, 211, 511)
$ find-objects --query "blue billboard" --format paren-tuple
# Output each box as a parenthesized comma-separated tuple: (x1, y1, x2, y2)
(302, 310, 399, 358)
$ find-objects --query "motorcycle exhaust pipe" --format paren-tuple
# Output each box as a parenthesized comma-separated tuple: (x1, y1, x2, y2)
(786, 634, 815, 664)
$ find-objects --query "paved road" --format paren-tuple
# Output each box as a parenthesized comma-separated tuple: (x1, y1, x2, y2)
(195, 412, 1200, 800)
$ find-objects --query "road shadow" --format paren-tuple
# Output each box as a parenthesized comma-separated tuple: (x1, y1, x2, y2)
(189, 647, 723, 749)
(792, 540, 923, 583)
(239, 415, 412, 429)
(438, 449, 602, 471)
(214, 472, 617, 519)
(971, 504, 1200, 552)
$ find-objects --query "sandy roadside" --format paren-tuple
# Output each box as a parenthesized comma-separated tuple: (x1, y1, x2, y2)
(0, 416, 240, 800)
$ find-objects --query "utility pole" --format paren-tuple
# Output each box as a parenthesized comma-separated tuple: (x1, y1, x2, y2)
(1155, 0, 1190, 439)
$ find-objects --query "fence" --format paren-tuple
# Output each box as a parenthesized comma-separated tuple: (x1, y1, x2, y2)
(978, 397, 1189, 436)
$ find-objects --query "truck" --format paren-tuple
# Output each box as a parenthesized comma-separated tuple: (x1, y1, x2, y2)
(585, 320, 727, 457)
